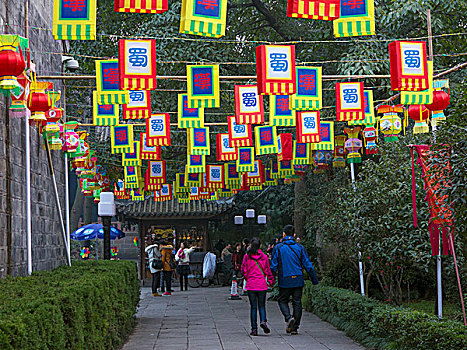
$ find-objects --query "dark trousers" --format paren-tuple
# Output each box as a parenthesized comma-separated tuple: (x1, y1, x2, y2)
(177, 265, 190, 291)
(151, 271, 161, 294)
(248, 290, 267, 330)
(278, 287, 303, 329)
(163, 270, 172, 293)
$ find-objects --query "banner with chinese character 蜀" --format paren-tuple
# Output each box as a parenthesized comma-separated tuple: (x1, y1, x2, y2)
(53, 0, 97, 40)
(159, 184, 173, 200)
(293, 141, 311, 165)
(290, 67, 322, 110)
(311, 121, 335, 150)
(178, 94, 205, 128)
(122, 141, 141, 167)
(216, 133, 237, 161)
(296, 111, 321, 143)
(146, 160, 166, 185)
(185, 172, 202, 187)
(124, 165, 140, 185)
(180, 0, 227, 38)
(187, 127, 210, 155)
(400, 61, 434, 105)
(224, 163, 241, 188)
(186, 65, 220, 108)
(189, 186, 200, 200)
(269, 95, 296, 126)
(96, 59, 129, 104)
(245, 160, 265, 185)
(175, 173, 190, 193)
(333, 0, 375, 38)
(236, 147, 255, 172)
(92, 91, 119, 126)
(111, 124, 134, 154)
(278, 160, 294, 178)
(206, 165, 224, 189)
(114, 0, 168, 13)
(139, 133, 161, 160)
(287, 0, 339, 20)
(349, 90, 376, 126)
(228, 115, 253, 147)
(254, 125, 278, 155)
(119, 39, 157, 90)
(256, 45, 296, 95)
(146, 113, 171, 146)
(335, 82, 365, 121)
(234, 85, 264, 124)
(277, 133, 293, 161)
(123, 90, 151, 119)
(186, 154, 206, 174)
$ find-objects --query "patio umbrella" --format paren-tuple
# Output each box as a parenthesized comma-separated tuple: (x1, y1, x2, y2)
(71, 223, 126, 241)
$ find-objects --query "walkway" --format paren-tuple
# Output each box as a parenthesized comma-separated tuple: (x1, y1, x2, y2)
(122, 286, 365, 350)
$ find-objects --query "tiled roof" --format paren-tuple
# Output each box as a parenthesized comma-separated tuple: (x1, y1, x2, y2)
(116, 196, 234, 218)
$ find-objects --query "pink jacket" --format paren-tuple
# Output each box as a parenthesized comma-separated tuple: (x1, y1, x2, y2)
(241, 249, 275, 291)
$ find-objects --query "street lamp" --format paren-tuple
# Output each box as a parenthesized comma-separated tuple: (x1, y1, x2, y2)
(246, 209, 255, 218)
(98, 192, 115, 260)
(257, 215, 267, 225)
(234, 216, 244, 225)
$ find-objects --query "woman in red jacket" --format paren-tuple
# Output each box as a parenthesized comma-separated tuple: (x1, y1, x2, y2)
(241, 237, 275, 336)
(231, 242, 244, 277)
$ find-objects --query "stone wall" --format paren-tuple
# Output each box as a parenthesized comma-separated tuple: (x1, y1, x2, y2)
(0, 0, 67, 277)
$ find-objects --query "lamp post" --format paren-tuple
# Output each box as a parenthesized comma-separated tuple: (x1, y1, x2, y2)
(98, 192, 115, 260)
(246, 209, 255, 237)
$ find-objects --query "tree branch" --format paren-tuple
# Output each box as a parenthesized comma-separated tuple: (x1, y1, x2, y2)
(251, 0, 291, 41)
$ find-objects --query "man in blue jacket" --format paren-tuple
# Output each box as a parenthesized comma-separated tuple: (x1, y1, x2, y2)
(271, 225, 319, 335)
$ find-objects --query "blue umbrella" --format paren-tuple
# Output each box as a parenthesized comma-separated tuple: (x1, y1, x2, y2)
(71, 223, 126, 241)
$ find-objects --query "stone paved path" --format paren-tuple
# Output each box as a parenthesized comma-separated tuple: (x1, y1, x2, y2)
(121, 286, 365, 350)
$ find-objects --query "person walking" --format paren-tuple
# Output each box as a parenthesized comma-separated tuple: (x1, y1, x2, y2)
(145, 240, 162, 297)
(241, 237, 275, 336)
(160, 240, 175, 296)
(270, 225, 319, 335)
(231, 242, 244, 277)
(175, 241, 196, 291)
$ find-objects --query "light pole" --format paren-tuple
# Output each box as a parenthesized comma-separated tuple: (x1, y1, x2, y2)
(246, 209, 255, 237)
(98, 192, 115, 260)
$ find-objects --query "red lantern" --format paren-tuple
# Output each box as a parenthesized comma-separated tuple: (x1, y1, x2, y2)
(426, 90, 450, 127)
(10, 73, 30, 111)
(407, 105, 430, 134)
(28, 91, 51, 126)
(45, 107, 63, 123)
(0, 45, 26, 90)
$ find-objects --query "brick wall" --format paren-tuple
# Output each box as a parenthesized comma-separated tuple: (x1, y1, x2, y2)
(0, 0, 67, 277)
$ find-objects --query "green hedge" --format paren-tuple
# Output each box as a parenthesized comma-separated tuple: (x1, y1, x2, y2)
(0, 261, 139, 350)
(303, 282, 467, 350)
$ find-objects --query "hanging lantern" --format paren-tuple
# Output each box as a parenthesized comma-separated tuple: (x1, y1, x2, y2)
(426, 90, 450, 127)
(407, 105, 430, 134)
(0, 43, 26, 90)
(363, 125, 378, 154)
(28, 82, 51, 126)
(314, 150, 332, 170)
(333, 135, 346, 168)
(10, 73, 30, 111)
(377, 105, 405, 142)
(344, 127, 362, 163)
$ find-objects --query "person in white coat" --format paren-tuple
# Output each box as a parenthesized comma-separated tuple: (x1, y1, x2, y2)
(175, 241, 196, 291)
(145, 240, 162, 297)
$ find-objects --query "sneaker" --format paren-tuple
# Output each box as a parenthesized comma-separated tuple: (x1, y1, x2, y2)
(152, 293, 162, 297)
(291, 329, 298, 335)
(260, 322, 271, 334)
(286, 317, 296, 334)
(162, 292, 171, 296)
(250, 329, 258, 336)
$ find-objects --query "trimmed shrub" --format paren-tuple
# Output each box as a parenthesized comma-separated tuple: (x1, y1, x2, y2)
(303, 282, 467, 350)
(0, 261, 139, 350)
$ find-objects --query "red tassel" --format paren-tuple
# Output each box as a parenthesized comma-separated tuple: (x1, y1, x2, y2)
(429, 222, 439, 256)
(442, 227, 450, 256)
(410, 148, 418, 228)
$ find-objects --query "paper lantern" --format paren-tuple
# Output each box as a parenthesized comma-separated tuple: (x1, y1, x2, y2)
(228, 115, 253, 147)
(290, 67, 322, 110)
(236, 147, 255, 172)
(426, 89, 450, 127)
(123, 90, 151, 119)
(287, 0, 339, 20)
(178, 94, 204, 128)
(292, 141, 310, 165)
(296, 111, 321, 143)
(63, 128, 80, 153)
(186, 154, 206, 174)
(335, 82, 365, 121)
(344, 127, 362, 163)
(146, 113, 171, 146)
(407, 105, 430, 134)
(122, 141, 141, 167)
(234, 85, 264, 124)
(255, 125, 278, 155)
(363, 125, 377, 154)
(400, 61, 434, 105)
(314, 150, 333, 170)
(110, 124, 134, 154)
(269, 95, 296, 126)
(53, 0, 97, 40)
(119, 39, 157, 90)
(206, 165, 224, 189)
(10, 73, 30, 110)
(333, 135, 346, 167)
(256, 45, 296, 95)
(349, 90, 375, 126)
(311, 121, 334, 150)
(224, 163, 242, 188)
(28, 83, 51, 126)
(95, 59, 129, 104)
(0, 43, 26, 90)
(216, 133, 237, 161)
(389, 41, 429, 91)
(92, 91, 119, 126)
(114, 0, 168, 14)
(377, 105, 405, 142)
(277, 133, 293, 161)
(139, 133, 161, 160)
(180, 0, 228, 38)
(186, 65, 220, 108)
(333, 0, 375, 38)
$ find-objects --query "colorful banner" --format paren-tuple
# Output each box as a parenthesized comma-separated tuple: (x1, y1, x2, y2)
(206, 165, 224, 189)
(389, 41, 429, 91)
(269, 95, 296, 126)
(111, 124, 134, 154)
(185, 172, 202, 187)
(224, 163, 242, 188)
(114, 0, 168, 14)
(124, 166, 140, 186)
(139, 133, 161, 160)
(265, 169, 278, 186)
(296, 111, 321, 143)
(216, 133, 237, 161)
(146, 160, 166, 184)
(335, 82, 365, 121)
(186, 154, 206, 174)
(180, 0, 228, 38)
(236, 147, 255, 172)
(234, 85, 264, 124)
(123, 90, 151, 119)
(175, 173, 190, 193)
(92, 91, 119, 126)
(254, 125, 278, 155)
(333, 0, 375, 38)
(277, 133, 293, 161)
(278, 160, 294, 177)
(311, 121, 335, 150)
(95, 59, 129, 104)
(122, 141, 141, 167)
(187, 127, 210, 155)
(245, 160, 265, 185)
(146, 113, 171, 146)
(228, 115, 253, 147)
(119, 39, 157, 90)
(400, 61, 434, 105)
(178, 94, 204, 128)
(293, 141, 310, 165)
(290, 66, 322, 110)
(186, 65, 220, 108)
(256, 45, 296, 95)
(287, 0, 339, 20)
(53, 0, 97, 40)
(349, 90, 376, 126)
